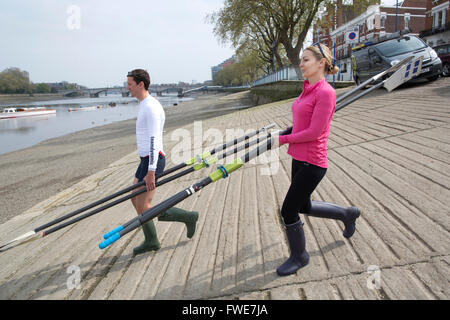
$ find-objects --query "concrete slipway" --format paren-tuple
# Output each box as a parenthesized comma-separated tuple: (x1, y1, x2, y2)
(0, 78, 449, 300)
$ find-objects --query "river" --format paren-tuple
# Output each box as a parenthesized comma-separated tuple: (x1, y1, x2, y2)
(0, 93, 194, 155)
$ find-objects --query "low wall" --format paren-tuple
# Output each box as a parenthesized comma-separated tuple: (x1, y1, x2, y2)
(250, 80, 354, 105)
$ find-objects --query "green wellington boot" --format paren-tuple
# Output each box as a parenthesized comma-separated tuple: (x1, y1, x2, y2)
(158, 207, 199, 238)
(133, 220, 161, 255)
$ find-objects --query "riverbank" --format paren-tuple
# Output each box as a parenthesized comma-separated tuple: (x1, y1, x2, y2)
(0, 93, 75, 105)
(0, 91, 254, 223)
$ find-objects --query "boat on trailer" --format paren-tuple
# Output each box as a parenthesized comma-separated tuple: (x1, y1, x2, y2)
(0, 107, 56, 119)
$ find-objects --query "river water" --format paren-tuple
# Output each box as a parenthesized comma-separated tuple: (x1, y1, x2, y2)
(0, 93, 194, 155)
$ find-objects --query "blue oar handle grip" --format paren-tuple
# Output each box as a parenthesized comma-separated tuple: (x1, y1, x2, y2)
(103, 226, 124, 239)
(99, 233, 121, 249)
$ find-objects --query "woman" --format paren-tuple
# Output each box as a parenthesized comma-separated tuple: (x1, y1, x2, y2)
(276, 43, 361, 276)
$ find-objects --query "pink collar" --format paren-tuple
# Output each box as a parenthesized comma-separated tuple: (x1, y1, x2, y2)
(303, 78, 325, 92)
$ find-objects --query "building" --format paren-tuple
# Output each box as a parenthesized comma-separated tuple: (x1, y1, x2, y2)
(313, 0, 427, 81)
(420, 0, 450, 46)
(46, 81, 81, 92)
(210, 56, 235, 80)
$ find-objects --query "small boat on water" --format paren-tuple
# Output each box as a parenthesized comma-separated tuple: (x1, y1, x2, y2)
(68, 106, 98, 112)
(0, 107, 56, 119)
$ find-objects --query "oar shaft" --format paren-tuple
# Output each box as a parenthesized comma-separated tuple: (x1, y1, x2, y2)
(100, 187, 195, 249)
(34, 180, 145, 232)
(336, 81, 384, 112)
(99, 59, 417, 250)
(157, 162, 186, 178)
(99, 138, 274, 249)
(42, 187, 147, 237)
(43, 162, 197, 237)
(336, 77, 376, 104)
(217, 131, 273, 160)
(36, 75, 399, 241)
(103, 135, 279, 240)
(43, 165, 196, 237)
(44, 132, 275, 238)
(29, 124, 274, 235)
(336, 55, 413, 104)
(209, 123, 275, 155)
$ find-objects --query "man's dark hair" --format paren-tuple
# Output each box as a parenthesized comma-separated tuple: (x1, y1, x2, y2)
(127, 69, 150, 90)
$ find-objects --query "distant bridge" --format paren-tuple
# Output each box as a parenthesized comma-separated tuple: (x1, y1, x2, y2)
(58, 84, 228, 98)
(155, 85, 227, 97)
(58, 87, 129, 98)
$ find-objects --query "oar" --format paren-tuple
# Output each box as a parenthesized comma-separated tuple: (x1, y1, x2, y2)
(100, 58, 424, 248)
(159, 122, 275, 177)
(0, 129, 279, 252)
(2, 57, 421, 252)
(102, 128, 290, 240)
(0, 123, 275, 252)
(336, 56, 423, 111)
(336, 55, 414, 104)
(99, 137, 276, 249)
(44, 131, 280, 240)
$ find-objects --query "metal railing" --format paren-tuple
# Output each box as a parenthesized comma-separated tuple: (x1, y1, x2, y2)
(252, 65, 299, 86)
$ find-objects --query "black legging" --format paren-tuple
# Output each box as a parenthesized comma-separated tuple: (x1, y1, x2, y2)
(280, 159, 327, 225)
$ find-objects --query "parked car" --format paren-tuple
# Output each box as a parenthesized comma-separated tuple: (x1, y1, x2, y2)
(433, 43, 450, 77)
(352, 32, 442, 85)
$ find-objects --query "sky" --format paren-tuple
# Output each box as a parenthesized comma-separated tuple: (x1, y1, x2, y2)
(0, 0, 236, 88)
(382, 0, 402, 5)
(0, 0, 403, 88)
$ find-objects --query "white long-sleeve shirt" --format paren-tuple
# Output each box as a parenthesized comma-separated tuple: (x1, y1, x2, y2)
(136, 95, 165, 171)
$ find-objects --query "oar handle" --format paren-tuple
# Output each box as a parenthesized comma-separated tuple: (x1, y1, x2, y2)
(100, 215, 150, 249)
(103, 226, 123, 239)
(99, 233, 121, 249)
(280, 126, 292, 135)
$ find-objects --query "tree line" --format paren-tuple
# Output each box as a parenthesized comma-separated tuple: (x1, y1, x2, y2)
(0, 67, 78, 94)
(208, 0, 379, 86)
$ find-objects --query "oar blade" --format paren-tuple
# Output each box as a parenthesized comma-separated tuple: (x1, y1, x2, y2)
(0, 230, 40, 252)
(383, 56, 423, 92)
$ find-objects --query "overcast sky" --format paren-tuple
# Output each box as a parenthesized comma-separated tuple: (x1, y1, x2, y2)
(0, 0, 237, 88)
(1, 0, 403, 88)
(382, 0, 402, 6)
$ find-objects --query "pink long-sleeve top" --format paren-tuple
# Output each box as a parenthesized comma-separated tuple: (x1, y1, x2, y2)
(278, 78, 336, 168)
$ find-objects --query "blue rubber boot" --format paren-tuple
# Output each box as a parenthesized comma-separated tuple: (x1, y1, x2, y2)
(276, 220, 310, 276)
(307, 201, 361, 238)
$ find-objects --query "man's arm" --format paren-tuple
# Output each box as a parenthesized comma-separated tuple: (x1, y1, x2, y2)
(145, 106, 163, 191)
(145, 170, 156, 191)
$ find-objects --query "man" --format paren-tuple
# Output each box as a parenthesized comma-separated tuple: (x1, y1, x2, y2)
(127, 69, 198, 255)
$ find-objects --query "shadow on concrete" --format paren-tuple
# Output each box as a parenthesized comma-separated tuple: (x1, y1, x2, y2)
(0, 238, 345, 300)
